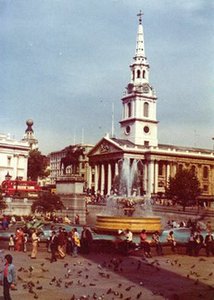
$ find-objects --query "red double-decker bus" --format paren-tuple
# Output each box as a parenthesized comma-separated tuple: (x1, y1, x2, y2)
(1, 179, 41, 198)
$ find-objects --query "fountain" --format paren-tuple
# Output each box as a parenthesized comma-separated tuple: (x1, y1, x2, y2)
(95, 158, 162, 233)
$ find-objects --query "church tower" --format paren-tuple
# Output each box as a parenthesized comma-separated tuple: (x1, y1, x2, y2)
(120, 11, 158, 147)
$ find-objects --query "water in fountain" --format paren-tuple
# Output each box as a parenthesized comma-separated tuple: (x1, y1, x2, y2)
(102, 158, 154, 217)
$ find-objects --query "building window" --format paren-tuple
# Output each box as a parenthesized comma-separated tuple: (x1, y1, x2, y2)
(144, 141, 149, 147)
(203, 166, 208, 179)
(178, 164, 183, 172)
(191, 165, 196, 174)
(143, 70, 146, 78)
(7, 156, 11, 167)
(203, 185, 208, 192)
(132, 70, 135, 80)
(127, 102, 132, 117)
(158, 162, 163, 176)
(143, 102, 149, 117)
(137, 70, 141, 78)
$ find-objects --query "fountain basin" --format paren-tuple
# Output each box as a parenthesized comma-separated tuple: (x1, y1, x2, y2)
(95, 215, 162, 233)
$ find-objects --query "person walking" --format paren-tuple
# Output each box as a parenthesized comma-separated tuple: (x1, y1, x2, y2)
(72, 228, 80, 257)
(2, 254, 16, 300)
(50, 231, 58, 263)
(8, 235, 15, 251)
(31, 229, 39, 259)
(204, 232, 214, 257)
(80, 226, 93, 254)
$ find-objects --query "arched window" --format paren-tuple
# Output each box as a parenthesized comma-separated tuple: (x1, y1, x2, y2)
(137, 70, 141, 78)
(203, 166, 209, 179)
(191, 165, 196, 174)
(132, 70, 135, 81)
(143, 70, 146, 79)
(127, 102, 132, 117)
(143, 102, 149, 117)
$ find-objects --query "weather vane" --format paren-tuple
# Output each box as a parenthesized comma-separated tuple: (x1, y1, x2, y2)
(137, 10, 144, 24)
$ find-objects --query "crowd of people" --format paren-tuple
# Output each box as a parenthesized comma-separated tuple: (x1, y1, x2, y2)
(114, 227, 214, 258)
(4, 225, 93, 263)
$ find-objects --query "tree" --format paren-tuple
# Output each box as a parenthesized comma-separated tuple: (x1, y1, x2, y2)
(166, 169, 201, 211)
(27, 149, 48, 181)
(31, 192, 64, 214)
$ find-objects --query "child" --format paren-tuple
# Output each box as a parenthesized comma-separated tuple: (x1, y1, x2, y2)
(8, 235, 15, 251)
(3, 254, 16, 300)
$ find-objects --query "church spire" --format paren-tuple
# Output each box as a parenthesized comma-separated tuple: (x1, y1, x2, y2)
(134, 10, 147, 63)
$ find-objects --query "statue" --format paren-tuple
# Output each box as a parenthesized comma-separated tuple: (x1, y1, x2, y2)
(60, 145, 85, 175)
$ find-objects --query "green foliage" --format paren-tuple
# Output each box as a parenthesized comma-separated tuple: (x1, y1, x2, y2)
(31, 192, 64, 213)
(166, 168, 201, 210)
(27, 149, 48, 181)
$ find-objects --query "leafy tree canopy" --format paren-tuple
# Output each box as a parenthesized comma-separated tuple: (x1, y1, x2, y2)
(27, 149, 48, 181)
(166, 168, 201, 211)
(31, 192, 64, 213)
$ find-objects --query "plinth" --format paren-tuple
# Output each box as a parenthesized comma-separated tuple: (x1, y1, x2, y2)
(56, 175, 86, 224)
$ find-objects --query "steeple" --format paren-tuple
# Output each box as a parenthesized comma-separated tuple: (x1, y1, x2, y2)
(119, 11, 158, 147)
(134, 10, 147, 64)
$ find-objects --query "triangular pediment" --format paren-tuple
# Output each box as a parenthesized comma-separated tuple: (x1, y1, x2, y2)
(88, 137, 123, 157)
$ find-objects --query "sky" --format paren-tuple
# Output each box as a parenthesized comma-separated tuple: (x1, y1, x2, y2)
(0, 0, 213, 154)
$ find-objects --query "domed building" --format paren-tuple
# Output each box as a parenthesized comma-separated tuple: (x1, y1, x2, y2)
(22, 119, 38, 150)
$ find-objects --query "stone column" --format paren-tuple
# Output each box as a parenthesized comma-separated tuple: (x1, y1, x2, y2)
(148, 160, 154, 195)
(88, 165, 92, 190)
(101, 164, 105, 195)
(154, 160, 158, 193)
(144, 163, 148, 193)
(107, 163, 112, 195)
(166, 163, 170, 186)
(94, 164, 98, 193)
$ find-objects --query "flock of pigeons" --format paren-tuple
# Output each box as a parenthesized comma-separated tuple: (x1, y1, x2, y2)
(14, 254, 214, 300)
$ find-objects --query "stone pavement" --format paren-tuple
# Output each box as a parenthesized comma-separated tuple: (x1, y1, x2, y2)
(0, 249, 213, 300)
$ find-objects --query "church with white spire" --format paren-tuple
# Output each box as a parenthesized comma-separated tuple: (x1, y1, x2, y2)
(87, 12, 214, 205)
(120, 11, 158, 147)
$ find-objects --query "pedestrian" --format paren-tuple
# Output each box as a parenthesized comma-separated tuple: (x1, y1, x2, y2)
(2, 215, 9, 230)
(140, 229, 152, 258)
(31, 229, 39, 259)
(23, 234, 28, 253)
(50, 231, 58, 263)
(72, 228, 80, 257)
(194, 231, 204, 256)
(167, 231, 176, 252)
(123, 228, 133, 255)
(74, 214, 80, 225)
(152, 231, 163, 256)
(57, 228, 66, 259)
(2, 254, 16, 300)
(204, 232, 214, 257)
(186, 231, 195, 256)
(8, 235, 15, 251)
(80, 226, 93, 254)
(14, 228, 24, 251)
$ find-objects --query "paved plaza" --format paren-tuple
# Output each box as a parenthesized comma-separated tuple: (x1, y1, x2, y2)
(0, 248, 213, 300)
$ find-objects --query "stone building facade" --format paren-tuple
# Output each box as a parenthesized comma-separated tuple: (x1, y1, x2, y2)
(49, 143, 94, 189)
(0, 133, 29, 183)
